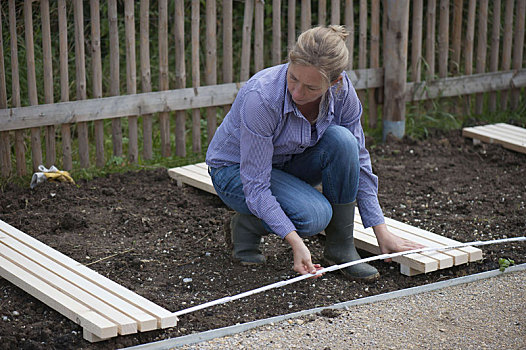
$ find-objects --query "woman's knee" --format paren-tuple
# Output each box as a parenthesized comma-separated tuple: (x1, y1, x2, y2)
(293, 199, 332, 237)
(324, 125, 359, 154)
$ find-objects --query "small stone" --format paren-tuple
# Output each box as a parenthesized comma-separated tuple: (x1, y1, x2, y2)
(2, 316, 8, 321)
(183, 278, 193, 283)
(12, 311, 19, 317)
(297, 319, 304, 325)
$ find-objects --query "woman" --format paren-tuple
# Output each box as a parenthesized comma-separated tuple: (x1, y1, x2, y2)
(206, 25, 422, 280)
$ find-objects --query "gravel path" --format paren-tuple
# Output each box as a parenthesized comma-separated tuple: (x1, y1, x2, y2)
(180, 270, 526, 349)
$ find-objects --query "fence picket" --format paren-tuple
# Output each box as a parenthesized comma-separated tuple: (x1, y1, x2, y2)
(175, 0, 186, 157)
(41, 0, 56, 169)
(58, 0, 72, 171)
(124, 0, 138, 163)
(109, 0, 123, 158)
(475, 0, 488, 115)
(0, 4, 10, 177)
(488, 0, 501, 112)
(158, 0, 170, 157)
(511, 0, 526, 110)
(74, 0, 89, 168)
(206, 0, 217, 144)
(192, 0, 202, 154)
(91, 0, 104, 168)
(24, 0, 43, 172)
(140, 0, 153, 160)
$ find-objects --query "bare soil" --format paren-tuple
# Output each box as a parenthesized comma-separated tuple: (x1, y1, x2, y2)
(0, 129, 524, 349)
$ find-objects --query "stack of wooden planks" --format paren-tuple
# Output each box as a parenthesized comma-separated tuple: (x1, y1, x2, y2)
(168, 163, 483, 276)
(0, 220, 177, 342)
(462, 123, 526, 154)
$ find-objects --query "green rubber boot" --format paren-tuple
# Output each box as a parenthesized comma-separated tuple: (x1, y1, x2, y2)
(224, 213, 267, 265)
(323, 201, 380, 281)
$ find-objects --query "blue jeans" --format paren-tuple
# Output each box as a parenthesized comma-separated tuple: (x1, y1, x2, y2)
(209, 125, 360, 237)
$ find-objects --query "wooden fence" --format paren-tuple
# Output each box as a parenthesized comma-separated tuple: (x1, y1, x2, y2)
(0, 0, 525, 177)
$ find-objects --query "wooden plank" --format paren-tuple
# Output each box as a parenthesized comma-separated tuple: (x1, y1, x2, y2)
(0, 254, 118, 340)
(353, 224, 439, 274)
(354, 216, 454, 269)
(0, 220, 178, 329)
(0, 67, 383, 132)
(379, 217, 468, 265)
(383, 217, 483, 262)
(462, 125, 526, 154)
(406, 69, 526, 102)
(0, 236, 138, 335)
(0, 227, 157, 332)
(480, 124, 526, 143)
(168, 167, 216, 194)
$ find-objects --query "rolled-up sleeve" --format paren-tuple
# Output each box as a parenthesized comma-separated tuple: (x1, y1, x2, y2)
(239, 91, 296, 238)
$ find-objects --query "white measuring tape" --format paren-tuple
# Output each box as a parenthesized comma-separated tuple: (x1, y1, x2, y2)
(173, 236, 526, 317)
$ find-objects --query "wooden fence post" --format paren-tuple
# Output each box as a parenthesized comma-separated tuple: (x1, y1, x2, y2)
(382, 0, 409, 141)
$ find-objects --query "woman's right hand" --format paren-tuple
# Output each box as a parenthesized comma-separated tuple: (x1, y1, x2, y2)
(285, 231, 323, 276)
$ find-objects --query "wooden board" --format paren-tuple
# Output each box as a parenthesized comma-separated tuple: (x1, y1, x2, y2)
(462, 123, 526, 154)
(0, 220, 178, 342)
(168, 163, 483, 276)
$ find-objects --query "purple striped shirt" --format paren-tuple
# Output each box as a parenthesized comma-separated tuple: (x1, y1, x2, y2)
(206, 64, 384, 238)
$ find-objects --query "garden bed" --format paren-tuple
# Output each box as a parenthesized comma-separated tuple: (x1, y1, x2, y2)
(0, 129, 524, 349)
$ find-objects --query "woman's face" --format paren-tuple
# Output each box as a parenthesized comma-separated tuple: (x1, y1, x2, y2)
(286, 64, 329, 106)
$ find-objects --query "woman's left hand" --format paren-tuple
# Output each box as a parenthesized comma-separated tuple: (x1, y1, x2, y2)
(372, 223, 425, 262)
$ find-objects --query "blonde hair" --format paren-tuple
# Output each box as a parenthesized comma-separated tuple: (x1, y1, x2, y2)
(288, 25, 349, 84)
